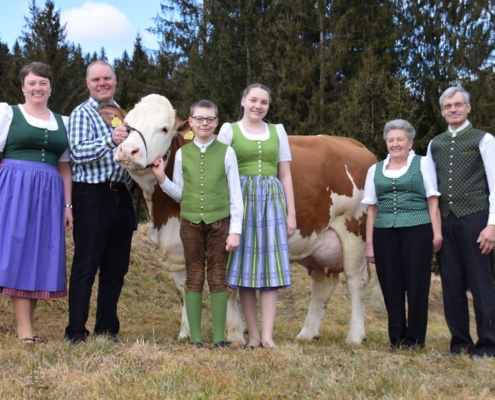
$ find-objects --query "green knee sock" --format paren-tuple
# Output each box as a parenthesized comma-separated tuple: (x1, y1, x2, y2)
(210, 291, 228, 343)
(185, 290, 203, 343)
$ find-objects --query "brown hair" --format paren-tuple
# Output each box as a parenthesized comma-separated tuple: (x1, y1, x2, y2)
(189, 99, 218, 117)
(238, 83, 271, 122)
(19, 62, 52, 85)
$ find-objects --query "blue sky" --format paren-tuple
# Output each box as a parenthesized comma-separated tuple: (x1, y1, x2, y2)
(0, 0, 163, 61)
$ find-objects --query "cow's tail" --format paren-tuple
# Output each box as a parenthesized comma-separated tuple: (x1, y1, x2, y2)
(367, 262, 385, 309)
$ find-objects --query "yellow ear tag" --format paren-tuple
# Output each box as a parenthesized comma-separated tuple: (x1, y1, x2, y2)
(184, 130, 195, 140)
(111, 116, 122, 127)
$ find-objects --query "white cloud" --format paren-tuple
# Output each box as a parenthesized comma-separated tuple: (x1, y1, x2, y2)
(61, 2, 134, 51)
(141, 30, 158, 50)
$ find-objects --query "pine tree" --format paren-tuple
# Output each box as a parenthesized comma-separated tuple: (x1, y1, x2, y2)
(398, 0, 495, 141)
(63, 44, 90, 113)
(114, 50, 133, 109)
(114, 36, 163, 110)
(0, 40, 15, 104)
(336, 50, 420, 158)
(20, 0, 71, 113)
(3, 41, 26, 106)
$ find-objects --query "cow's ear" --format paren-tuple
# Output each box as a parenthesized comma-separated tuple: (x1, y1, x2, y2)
(98, 103, 128, 127)
(175, 117, 191, 137)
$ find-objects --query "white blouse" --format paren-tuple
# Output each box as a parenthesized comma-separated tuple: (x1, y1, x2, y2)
(361, 150, 440, 206)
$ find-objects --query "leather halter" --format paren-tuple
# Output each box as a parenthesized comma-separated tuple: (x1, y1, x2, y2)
(125, 124, 171, 171)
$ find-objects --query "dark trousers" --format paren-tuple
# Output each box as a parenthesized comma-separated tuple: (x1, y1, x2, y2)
(65, 182, 135, 340)
(179, 217, 230, 293)
(438, 210, 495, 356)
(373, 223, 433, 347)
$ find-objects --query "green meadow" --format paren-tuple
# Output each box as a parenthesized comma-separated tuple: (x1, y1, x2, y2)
(0, 224, 493, 399)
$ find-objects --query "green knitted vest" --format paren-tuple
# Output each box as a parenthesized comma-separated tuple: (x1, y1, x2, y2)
(180, 140, 230, 224)
(374, 155, 431, 228)
(430, 125, 489, 218)
(231, 123, 278, 176)
(4, 105, 67, 166)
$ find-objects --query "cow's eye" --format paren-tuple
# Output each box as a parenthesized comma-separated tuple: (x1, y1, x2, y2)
(162, 127, 168, 133)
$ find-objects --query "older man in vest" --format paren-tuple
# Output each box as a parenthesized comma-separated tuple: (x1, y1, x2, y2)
(426, 86, 495, 358)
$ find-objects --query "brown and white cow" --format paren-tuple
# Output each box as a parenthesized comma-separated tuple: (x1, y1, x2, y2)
(114, 94, 377, 345)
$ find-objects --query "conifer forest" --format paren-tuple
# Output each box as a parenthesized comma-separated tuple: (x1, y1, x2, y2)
(1, 0, 495, 158)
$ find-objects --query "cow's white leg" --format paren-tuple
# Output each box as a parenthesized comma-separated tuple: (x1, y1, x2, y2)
(171, 270, 190, 340)
(296, 269, 339, 341)
(225, 288, 246, 345)
(343, 251, 369, 344)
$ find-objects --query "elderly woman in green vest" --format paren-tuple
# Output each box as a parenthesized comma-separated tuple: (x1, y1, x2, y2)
(362, 119, 442, 350)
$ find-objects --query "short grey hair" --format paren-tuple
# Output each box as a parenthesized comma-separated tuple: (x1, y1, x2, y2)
(383, 119, 416, 141)
(439, 86, 470, 108)
(86, 60, 116, 79)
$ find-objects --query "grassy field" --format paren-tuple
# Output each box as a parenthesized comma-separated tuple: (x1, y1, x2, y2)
(0, 224, 493, 399)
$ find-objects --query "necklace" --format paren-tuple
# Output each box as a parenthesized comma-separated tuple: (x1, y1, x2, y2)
(242, 122, 266, 134)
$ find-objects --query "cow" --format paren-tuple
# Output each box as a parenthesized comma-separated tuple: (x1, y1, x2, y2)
(113, 94, 377, 345)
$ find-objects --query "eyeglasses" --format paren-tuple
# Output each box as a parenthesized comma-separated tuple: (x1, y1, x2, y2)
(442, 101, 467, 111)
(191, 116, 217, 124)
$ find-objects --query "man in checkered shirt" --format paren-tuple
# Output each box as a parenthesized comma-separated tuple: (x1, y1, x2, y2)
(65, 60, 135, 345)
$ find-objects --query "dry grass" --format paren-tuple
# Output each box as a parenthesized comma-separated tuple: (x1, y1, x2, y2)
(0, 224, 493, 399)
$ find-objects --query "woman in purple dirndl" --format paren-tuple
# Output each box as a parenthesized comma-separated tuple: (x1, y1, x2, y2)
(0, 62, 73, 344)
(218, 83, 296, 348)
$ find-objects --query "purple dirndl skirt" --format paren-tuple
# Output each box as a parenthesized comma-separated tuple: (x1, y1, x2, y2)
(0, 159, 67, 299)
(227, 175, 291, 290)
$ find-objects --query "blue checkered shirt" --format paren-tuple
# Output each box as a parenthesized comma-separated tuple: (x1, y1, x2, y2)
(68, 97, 126, 183)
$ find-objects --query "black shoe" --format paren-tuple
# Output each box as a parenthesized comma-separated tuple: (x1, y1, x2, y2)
(403, 343, 425, 351)
(67, 337, 85, 345)
(444, 351, 460, 357)
(213, 341, 232, 349)
(470, 353, 484, 360)
(109, 335, 124, 345)
(66, 333, 87, 345)
(190, 342, 204, 348)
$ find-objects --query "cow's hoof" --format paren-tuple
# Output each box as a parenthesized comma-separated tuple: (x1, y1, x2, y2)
(344, 336, 365, 345)
(227, 340, 246, 348)
(295, 333, 319, 341)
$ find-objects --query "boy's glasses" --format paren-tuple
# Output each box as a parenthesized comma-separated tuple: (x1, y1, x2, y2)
(191, 116, 217, 124)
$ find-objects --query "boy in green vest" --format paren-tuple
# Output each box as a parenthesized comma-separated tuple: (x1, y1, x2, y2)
(151, 99, 243, 348)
